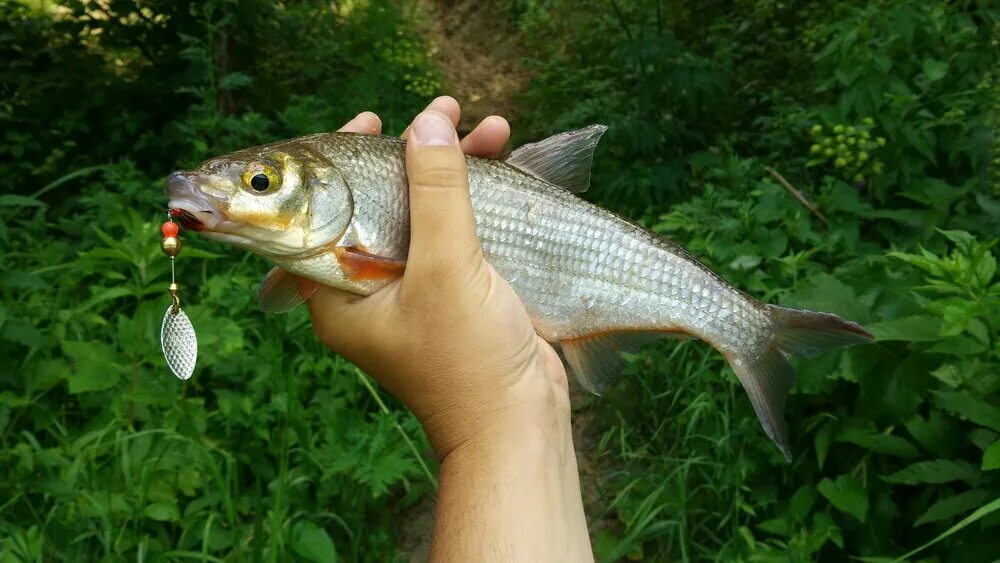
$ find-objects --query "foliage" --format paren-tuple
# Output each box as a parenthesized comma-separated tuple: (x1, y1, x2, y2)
(2, 0, 999, 561)
(1, 1, 440, 561)
(512, 0, 1000, 560)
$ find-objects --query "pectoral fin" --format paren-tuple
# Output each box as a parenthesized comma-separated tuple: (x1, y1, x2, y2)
(334, 247, 406, 281)
(257, 267, 318, 313)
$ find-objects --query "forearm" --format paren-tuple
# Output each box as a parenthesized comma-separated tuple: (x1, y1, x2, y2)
(428, 402, 593, 562)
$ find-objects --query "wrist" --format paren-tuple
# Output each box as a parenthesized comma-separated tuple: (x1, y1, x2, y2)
(419, 366, 572, 461)
(429, 399, 592, 562)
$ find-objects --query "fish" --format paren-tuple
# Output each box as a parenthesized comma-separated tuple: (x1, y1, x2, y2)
(166, 125, 872, 460)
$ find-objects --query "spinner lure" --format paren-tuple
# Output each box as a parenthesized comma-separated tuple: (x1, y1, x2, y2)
(159, 211, 197, 380)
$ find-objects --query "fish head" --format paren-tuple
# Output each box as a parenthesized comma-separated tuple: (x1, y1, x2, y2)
(166, 139, 353, 257)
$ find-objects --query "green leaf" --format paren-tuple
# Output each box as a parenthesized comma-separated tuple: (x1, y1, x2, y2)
(922, 58, 948, 82)
(866, 316, 942, 342)
(836, 428, 919, 458)
(788, 485, 818, 521)
(939, 301, 975, 337)
(882, 497, 1000, 562)
(926, 336, 987, 356)
(975, 252, 997, 287)
(143, 502, 180, 522)
(915, 489, 992, 526)
(937, 229, 974, 248)
(0, 195, 45, 207)
(966, 319, 989, 345)
(219, 71, 253, 91)
(906, 412, 956, 457)
(983, 441, 1000, 471)
(933, 391, 1000, 432)
(815, 422, 835, 470)
(929, 364, 962, 387)
(2, 319, 46, 348)
(757, 517, 790, 536)
(882, 460, 979, 485)
(818, 475, 868, 523)
(290, 521, 338, 563)
(62, 341, 121, 394)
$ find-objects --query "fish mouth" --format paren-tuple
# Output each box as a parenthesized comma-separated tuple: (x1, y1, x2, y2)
(165, 172, 224, 232)
(170, 208, 208, 231)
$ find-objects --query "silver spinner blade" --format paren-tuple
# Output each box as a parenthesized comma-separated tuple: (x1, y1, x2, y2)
(161, 306, 197, 380)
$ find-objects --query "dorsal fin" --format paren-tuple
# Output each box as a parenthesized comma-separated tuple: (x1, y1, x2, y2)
(560, 329, 690, 394)
(505, 125, 608, 193)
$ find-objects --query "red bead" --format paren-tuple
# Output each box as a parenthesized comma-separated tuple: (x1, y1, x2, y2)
(161, 222, 179, 237)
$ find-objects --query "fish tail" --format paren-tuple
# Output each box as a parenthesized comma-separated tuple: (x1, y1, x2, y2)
(727, 305, 872, 461)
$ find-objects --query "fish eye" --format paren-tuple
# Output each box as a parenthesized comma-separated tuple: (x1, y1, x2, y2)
(241, 163, 281, 194)
(250, 173, 269, 192)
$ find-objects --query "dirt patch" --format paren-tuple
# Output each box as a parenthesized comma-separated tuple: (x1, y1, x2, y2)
(417, 0, 531, 134)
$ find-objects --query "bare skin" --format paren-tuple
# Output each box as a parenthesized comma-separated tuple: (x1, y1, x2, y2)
(306, 96, 594, 562)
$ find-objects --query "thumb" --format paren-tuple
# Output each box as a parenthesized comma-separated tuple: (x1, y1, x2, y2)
(404, 110, 483, 282)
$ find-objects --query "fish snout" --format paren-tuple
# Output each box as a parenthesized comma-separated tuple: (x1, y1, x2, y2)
(166, 171, 223, 231)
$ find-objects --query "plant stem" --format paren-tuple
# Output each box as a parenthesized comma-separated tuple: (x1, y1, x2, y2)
(765, 166, 829, 226)
(355, 369, 438, 490)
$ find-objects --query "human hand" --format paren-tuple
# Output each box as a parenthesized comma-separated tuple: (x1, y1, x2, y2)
(307, 96, 570, 460)
(307, 97, 592, 562)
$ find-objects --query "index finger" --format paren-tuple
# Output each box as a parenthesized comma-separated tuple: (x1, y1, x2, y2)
(401, 96, 461, 139)
(338, 111, 383, 134)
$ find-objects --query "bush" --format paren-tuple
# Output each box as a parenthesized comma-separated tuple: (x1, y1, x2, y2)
(1, 1, 440, 560)
(513, 0, 1000, 560)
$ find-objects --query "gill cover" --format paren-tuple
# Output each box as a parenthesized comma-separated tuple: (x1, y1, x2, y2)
(305, 166, 354, 249)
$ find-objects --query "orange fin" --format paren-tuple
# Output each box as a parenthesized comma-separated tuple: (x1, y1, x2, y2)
(334, 246, 406, 281)
(560, 329, 688, 395)
(257, 267, 318, 313)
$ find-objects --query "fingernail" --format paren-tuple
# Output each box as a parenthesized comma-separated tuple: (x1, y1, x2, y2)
(412, 111, 455, 146)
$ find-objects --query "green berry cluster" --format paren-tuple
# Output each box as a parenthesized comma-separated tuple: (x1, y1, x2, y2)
(801, 23, 829, 52)
(807, 118, 885, 183)
(403, 73, 441, 97)
(376, 36, 442, 98)
(377, 36, 427, 68)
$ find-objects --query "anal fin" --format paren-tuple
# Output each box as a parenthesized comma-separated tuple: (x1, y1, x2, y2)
(560, 329, 687, 395)
(726, 348, 796, 462)
(257, 267, 318, 313)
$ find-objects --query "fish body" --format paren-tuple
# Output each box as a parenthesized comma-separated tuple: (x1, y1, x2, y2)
(167, 126, 872, 459)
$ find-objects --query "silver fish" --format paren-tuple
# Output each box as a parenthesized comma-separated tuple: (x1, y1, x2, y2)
(166, 125, 872, 459)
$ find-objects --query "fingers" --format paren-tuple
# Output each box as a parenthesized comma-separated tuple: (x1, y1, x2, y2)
(402, 96, 461, 139)
(338, 111, 382, 135)
(460, 116, 510, 158)
(403, 110, 483, 286)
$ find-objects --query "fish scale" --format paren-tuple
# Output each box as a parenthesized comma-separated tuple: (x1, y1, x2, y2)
(166, 126, 873, 460)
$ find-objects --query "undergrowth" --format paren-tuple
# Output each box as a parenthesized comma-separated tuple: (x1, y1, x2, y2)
(2, 0, 999, 561)
(512, 0, 1000, 560)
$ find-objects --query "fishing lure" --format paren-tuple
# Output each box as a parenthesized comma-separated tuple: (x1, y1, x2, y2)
(159, 211, 197, 380)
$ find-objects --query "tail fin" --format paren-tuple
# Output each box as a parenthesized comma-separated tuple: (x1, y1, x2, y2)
(728, 305, 872, 461)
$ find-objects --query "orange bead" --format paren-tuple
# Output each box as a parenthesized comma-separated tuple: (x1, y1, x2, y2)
(161, 222, 179, 237)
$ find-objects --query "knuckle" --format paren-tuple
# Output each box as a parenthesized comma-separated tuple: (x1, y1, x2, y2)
(409, 166, 467, 190)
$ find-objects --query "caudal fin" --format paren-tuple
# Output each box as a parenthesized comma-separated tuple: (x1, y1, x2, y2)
(728, 305, 872, 461)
